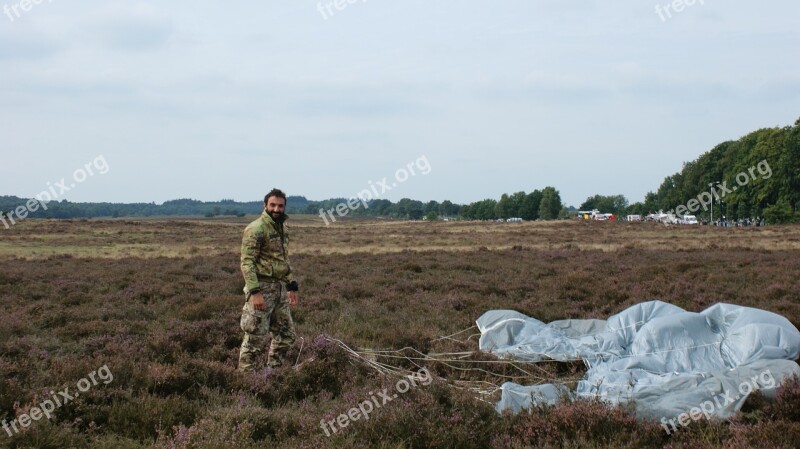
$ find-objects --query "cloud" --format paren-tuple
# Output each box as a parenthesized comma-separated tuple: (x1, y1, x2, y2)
(0, 27, 61, 60)
(92, 16, 173, 51)
(1, 0, 798, 206)
(82, 6, 174, 52)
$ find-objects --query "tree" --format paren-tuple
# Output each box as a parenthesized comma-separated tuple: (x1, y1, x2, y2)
(642, 119, 800, 220)
(439, 200, 457, 217)
(462, 199, 497, 220)
(509, 191, 526, 217)
(626, 202, 647, 216)
(425, 200, 440, 215)
(495, 194, 512, 219)
(476, 199, 498, 220)
(558, 207, 574, 220)
(395, 198, 410, 218)
(642, 192, 659, 214)
(580, 195, 629, 215)
(370, 199, 393, 216)
(520, 190, 542, 220)
(763, 199, 798, 224)
(408, 202, 424, 220)
(538, 187, 563, 220)
(397, 198, 424, 220)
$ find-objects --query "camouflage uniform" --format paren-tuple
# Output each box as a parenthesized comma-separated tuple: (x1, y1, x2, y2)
(238, 211, 296, 372)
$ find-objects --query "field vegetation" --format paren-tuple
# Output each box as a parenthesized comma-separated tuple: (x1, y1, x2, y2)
(1, 216, 799, 448)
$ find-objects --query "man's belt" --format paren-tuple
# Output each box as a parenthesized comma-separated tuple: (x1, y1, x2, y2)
(256, 276, 280, 283)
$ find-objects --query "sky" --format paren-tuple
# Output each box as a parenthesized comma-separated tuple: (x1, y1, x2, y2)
(1, 0, 798, 207)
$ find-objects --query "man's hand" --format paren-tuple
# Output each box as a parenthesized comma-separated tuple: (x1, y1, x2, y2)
(250, 292, 266, 311)
(288, 291, 299, 306)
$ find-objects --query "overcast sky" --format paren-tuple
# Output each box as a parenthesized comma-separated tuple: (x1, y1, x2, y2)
(1, 0, 798, 207)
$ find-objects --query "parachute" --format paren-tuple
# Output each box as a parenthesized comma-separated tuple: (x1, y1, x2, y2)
(478, 300, 800, 421)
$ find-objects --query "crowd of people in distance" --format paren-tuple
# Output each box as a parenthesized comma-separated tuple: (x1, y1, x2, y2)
(703, 217, 766, 227)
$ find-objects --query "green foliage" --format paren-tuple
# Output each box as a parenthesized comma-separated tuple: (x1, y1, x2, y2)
(307, 197, 458, 221)
(626, 202, 647, 216)
(538, 187, 563, 220)
(495, 193, 512, 219)
(438, 200, 459, 217)
(396, 198, 425, 220)
(0, 196, 309, 219)
(424, 200, 440, 215)
(460, 187, 563, 221)
(462, 199, 498, 220)
(581, 195, 629, 215)
(558, 207, 575, 220)
(642, 117, 800, 223)
(763, 199, 799, 224)
(521, 190, 542, 220)
(0, 193, 466, 222)
(494, 192, 527, 219)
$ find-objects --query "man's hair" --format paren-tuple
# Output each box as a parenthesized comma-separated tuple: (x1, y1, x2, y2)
(264, 188, 287, 204)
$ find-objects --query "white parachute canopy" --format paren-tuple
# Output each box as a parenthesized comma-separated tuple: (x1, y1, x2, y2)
(477, 300, 800, 420)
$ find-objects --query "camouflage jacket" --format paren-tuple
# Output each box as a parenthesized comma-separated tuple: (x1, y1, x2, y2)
(240, 211, 293, 294)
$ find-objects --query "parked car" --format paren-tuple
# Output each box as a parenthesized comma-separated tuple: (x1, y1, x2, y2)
(682, 215, 699, 225)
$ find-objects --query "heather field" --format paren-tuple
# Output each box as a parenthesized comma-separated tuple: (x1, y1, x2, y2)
(1, 217, 800, 449)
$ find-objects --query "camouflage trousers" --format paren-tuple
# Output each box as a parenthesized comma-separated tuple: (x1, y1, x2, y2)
(238, 282, 296, 372)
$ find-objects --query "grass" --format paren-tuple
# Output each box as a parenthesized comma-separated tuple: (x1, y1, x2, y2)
(5, 217, 800, 259)
(0, 217, 799, 448)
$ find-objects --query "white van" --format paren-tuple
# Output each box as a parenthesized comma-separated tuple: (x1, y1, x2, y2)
(682, 215, 699, 225)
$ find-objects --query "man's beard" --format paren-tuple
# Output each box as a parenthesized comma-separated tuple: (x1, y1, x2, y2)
(269, 211, 287, 223)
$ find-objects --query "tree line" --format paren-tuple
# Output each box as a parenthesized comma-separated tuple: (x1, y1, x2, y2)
(0, 197, 308, 220)
(303, 186, 566, 221)
(458, 187, 566, 220)
(574, 117, 800, 224)
(0, 189, 568, 222)
(630, 117, 800, 223)
(3, 118, 797, 224)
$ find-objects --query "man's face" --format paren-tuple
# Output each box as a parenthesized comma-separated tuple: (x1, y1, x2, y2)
(265, 196, 286, 221)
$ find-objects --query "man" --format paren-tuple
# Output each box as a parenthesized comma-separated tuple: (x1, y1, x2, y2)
(238, 188, 299, 372)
